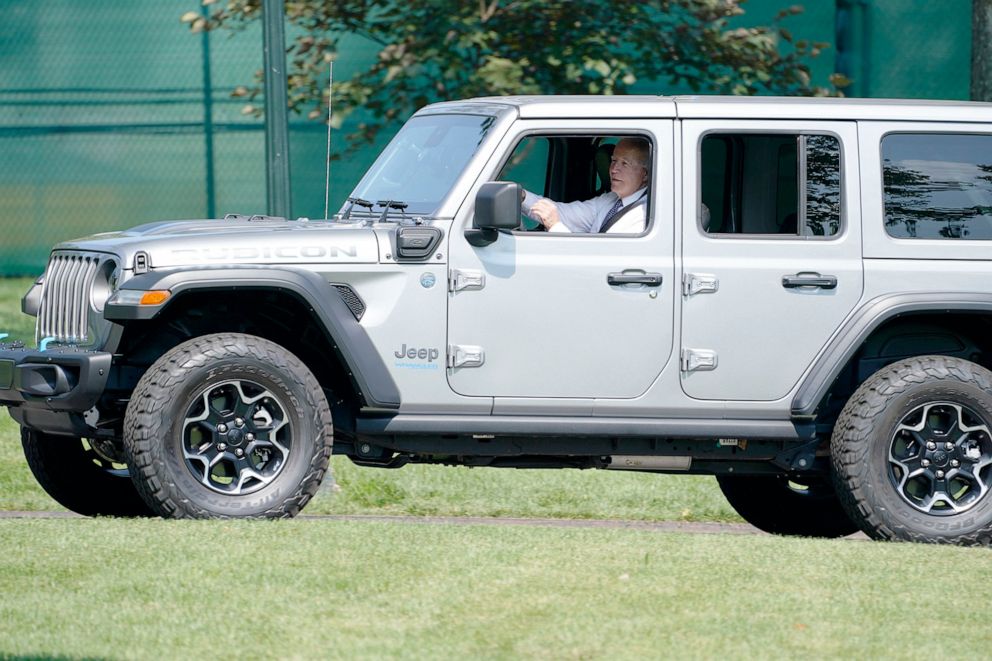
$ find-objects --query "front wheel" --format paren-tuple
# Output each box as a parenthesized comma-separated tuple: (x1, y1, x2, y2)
(716, 473, 859, 538)
(123, 333, 334, 519)
(21, 429, 155, 517)
(832, 356, 992, 545)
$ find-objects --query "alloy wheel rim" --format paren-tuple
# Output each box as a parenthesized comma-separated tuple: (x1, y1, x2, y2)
(888, 401, 992, 515)
(181, 380, 292, 495)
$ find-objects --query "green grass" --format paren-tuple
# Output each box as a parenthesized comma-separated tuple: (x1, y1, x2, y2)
(0, 277, 34, 344)
(306, 455, 738, 522)
(1, 283, 987, 659)
(0, 518, 990, 659)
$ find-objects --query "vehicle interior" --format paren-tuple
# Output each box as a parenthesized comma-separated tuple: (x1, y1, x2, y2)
(491, 131, 840, 236)
(497, 134, 651, 231)
(700, 133, 841, 237)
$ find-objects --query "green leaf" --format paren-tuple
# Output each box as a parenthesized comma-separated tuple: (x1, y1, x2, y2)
(195, 0, 839, 152)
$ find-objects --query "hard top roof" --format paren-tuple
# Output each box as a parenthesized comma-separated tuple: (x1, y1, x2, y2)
(419, 95, 992, 123)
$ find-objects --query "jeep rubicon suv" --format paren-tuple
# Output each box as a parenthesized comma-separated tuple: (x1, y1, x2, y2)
(3, 95, 992, 545)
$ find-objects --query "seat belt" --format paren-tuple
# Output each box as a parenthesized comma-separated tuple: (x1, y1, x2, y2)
(599, 191, 648, 233)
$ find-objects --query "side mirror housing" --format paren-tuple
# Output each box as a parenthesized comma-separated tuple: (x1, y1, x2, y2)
(466, 181, 521, 247)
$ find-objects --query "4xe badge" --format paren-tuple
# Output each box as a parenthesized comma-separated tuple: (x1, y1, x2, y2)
(393, 344, 440, 370)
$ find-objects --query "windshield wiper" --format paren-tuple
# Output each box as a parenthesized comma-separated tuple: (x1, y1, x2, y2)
(376, 200, 409, 223)
(342, 197, 374, 219)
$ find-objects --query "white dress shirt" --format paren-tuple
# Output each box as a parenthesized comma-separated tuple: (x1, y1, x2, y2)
(522, 187, 648, 234)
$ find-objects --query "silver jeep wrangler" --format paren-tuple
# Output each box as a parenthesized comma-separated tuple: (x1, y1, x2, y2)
(3, 95, 992, 545)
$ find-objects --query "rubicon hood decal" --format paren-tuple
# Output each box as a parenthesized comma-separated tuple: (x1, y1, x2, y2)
(55, 219, 380, 267)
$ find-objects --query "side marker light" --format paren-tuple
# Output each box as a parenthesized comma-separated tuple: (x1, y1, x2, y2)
(139, 290, 171, 306)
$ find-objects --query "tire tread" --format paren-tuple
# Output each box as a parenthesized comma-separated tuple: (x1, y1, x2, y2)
(123, 333, 333, 519)
(831, 355, 992, 546)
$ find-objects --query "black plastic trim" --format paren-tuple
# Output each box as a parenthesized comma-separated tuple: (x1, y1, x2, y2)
(0, 346, 112, 412)
(395, 226, 443, 261)
(8, 408, 94, 437)
(791, 293, 992, 416)
(357, 414, 805, 440)
(330, 283, 366, 321)
(105, 267, 401, 409)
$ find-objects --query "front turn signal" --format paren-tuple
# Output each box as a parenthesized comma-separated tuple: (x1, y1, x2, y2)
(138, 290, 171, 306)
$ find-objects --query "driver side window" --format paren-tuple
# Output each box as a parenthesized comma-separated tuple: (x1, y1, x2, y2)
(496, 134, 652, 235)
(499, 138, 551, 230)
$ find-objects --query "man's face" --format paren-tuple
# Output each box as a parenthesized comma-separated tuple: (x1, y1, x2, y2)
(609, 141, 649, 199)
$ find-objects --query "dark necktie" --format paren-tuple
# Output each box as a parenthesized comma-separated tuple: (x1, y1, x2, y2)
(600, 198, 623, 232)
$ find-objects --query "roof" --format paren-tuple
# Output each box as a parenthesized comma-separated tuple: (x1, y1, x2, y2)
(420, 95, 992, 123)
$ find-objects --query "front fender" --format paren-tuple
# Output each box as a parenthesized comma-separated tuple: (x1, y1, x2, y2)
(105, 266, 400, 409)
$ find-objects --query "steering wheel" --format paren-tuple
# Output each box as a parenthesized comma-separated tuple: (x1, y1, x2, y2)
(519, 216, 546, 232)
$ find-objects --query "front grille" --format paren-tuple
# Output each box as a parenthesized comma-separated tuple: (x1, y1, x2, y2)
(38, 252, 102, 343)
(332, 284, 366, 321)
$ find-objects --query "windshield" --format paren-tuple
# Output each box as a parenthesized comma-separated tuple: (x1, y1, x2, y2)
(344, 114, 496, 216)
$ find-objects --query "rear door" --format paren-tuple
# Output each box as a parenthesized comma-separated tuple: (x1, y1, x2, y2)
(680, 120, 863, 401)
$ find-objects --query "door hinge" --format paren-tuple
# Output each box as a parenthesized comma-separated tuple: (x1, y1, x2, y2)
(682, 273, 719, 297)
(448, 269, 486, 293)
(681, 348, 718, 372)
(448, 344, 485, 368)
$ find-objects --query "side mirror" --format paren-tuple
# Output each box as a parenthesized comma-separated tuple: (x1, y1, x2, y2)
(466, 181, 521, 247)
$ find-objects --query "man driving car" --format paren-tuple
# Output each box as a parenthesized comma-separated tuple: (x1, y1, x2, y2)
(522, 137, 650, 234)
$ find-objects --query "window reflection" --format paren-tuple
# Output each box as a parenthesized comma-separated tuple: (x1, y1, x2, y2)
(345, 114, 495, 216)
(882, 133, 992, 240)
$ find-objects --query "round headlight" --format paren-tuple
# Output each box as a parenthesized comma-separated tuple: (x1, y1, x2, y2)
(91, 260, 120, 313)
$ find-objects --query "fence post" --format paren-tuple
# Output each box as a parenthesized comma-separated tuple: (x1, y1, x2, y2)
(262, 0, 291, 218)
(835, 0, 871, 97)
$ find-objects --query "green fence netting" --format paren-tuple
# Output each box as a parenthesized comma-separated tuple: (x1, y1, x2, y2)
(0, 0, 972, 276)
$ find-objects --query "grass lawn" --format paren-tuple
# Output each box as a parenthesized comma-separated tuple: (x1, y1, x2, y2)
(2, 285, 989, 658)
(0, 276, 34, 344)
(1, 518, 990, 659)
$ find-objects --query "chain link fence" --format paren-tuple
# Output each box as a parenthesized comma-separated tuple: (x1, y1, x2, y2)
(0, 0, 974, 276)
(0, 1, 383, 277)
(866, 0, 970, 99)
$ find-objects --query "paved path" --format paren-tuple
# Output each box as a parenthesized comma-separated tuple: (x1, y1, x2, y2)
(303, 514, 766, 535)
(0, 510, 869, 539)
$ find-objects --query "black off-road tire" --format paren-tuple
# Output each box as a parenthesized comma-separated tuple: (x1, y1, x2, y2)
(716, 473, 859, 538)
(123, 333, 333, 519)
(21, 428, 155, 517)
(831, 355, 992, 545)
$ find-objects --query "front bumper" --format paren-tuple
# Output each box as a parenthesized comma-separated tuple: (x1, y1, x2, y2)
(0, 344, 112, 412)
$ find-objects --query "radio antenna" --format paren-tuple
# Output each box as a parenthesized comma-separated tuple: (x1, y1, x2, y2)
(323, 60, 334, 219)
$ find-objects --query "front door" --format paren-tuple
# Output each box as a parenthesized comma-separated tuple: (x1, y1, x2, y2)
(680, 120, 864, 401)
(446, 120, 675, 399)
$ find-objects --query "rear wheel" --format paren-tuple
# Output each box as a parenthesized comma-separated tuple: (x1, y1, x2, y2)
(21, 429, 155, 517)
(832, 356, 992, 545)
(716, 473, 859, 538)
(124, 333, 333, 519)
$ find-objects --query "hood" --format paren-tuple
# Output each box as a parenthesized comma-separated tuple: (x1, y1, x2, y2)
(54, 218, 380, 269)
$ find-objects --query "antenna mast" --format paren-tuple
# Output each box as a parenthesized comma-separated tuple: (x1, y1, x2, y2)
(323, 61, 334, 220)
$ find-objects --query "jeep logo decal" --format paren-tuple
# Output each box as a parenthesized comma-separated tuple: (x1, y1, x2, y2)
(393, 344, 440, 371)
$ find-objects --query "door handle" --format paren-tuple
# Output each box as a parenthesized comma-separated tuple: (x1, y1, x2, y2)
(782, 273, 837, 289)
(608, 272, 663, 287)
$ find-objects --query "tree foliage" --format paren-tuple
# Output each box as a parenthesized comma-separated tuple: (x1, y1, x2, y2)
(185, 0, 840, 154)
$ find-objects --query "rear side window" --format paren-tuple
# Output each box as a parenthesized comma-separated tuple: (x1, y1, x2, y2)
(701, 133, 841, 237)
(882, 133, 992, 240)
